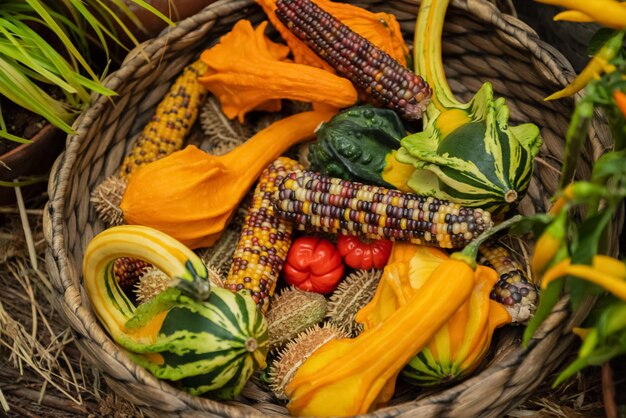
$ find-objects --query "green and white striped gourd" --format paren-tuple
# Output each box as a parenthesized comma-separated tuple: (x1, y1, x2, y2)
(396, 0, 542, 215)
(83, 225, 268, 399)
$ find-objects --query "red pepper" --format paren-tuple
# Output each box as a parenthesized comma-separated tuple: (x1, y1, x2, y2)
(283, 236, 345, 294)
(337, 234, 393, 270)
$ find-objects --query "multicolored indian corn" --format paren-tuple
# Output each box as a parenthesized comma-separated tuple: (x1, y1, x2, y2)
(226, 157, 304, 312)
(119, 60, 208, 180)
(273, 170, 493, 249)
(113, 257, 150, 298)
(479, 241, 538, 323)
(275, 0, 431, 121)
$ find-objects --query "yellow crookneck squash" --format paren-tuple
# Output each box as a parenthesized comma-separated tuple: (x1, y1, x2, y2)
(356, 243, 510, 387)
(284, 242, 477, 416)
(120, 109, 335, 249)
(285, 224, 517, 416)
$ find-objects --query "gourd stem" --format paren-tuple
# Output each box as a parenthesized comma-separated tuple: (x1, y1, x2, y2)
(414, 0, 460, 111)
(457, 215, 523, 263)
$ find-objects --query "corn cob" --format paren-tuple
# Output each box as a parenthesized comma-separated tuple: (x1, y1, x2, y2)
(273, 170, 493, 249)
(479, 241, 538, 323)
(113, 257, 151, 302)
(275, 0, 431, 121)
(119, 60, 208, 180)
(226, 157, 304, 312)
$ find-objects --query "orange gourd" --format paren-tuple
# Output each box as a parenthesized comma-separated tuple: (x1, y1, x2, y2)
(198, 19, 357, 122)
(120, 110, 336, 249)
(255, 0, 409, 69)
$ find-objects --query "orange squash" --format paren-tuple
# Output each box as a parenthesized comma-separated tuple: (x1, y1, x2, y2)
(120, 109, 336, 249)
(198, 19, 357, 122)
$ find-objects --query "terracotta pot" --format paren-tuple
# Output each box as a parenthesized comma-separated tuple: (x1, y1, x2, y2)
(0, 124, 65, 205)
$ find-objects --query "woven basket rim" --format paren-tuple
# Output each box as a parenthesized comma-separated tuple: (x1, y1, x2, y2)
(43, 0, 616, 416)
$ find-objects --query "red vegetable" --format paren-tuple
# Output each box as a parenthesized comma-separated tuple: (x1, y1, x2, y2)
(337, 235, 393, 270)
(283, 237, 345, 293)
(614, 90, 626, 118)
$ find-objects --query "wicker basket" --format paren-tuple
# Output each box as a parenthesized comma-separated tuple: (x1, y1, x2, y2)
(43, 0, 618, 416)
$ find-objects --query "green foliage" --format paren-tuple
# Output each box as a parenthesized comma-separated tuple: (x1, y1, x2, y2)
(524, 31, 626, 385)
(0, 0, 174, 142)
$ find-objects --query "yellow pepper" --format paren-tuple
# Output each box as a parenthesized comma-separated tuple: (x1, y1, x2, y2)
(545, 31, 624, 100)
(285, 216, 522, 415)
(614, 90, 626, 118)
(285, 254, 476, 416)
(535, 0, 626, 30)
(553, 10, 595, 23)
(540, 255, 626, 300)
(531, 209, 567, 280)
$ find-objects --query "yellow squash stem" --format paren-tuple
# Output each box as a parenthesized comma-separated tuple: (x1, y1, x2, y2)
(414, 0, 460, 112)
(285, 258, 476, 416)
(541, 255, 626, 300)
(535, 0, 626, 30)
(82, 225, 210, 343)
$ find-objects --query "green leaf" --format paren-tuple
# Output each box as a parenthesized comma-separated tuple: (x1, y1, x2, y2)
(23, 0, 98, 81)
(0, 175, 47, 187)
(592, 149, 626, 183)
(0, 129, 32, 144)
(523, 278, 565, 347)
(0, 57, 74, 133)
(509, 213, 553, 237)
(560, 99, 593, 188)
(554, 343, 625, 387)
(567, 209, 613, 309)
(587, 28, 619, 56)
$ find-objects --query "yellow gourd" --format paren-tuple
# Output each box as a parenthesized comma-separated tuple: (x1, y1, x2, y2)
(120, 110, 335, 249)
(356, 243, 511, 387)
(284, 247, 477, 416)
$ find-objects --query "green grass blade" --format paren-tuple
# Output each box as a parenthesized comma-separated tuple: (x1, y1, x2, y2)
(23, 0, 98, 80)
(0, 58, 74, 133)
(68, 0, 110, 58)
(0, 129, 32, 144)
(0, 24, 79, 95)
(123, 0, 175, 27)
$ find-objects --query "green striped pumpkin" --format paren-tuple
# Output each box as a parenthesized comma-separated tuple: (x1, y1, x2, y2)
(83, 225, 268, 399)
(396, 0, 542, 215)
(396, 83, 542, 215)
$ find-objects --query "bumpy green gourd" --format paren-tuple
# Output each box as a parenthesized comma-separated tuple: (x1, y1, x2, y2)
(308, 105, 415, 191)
(395, 0, 542, 214)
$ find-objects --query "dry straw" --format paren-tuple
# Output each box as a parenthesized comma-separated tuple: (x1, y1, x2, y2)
(44, 0, 620, 416)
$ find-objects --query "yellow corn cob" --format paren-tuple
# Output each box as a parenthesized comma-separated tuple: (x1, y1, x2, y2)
(226, 157, 304, 312)
(119, 60, 208, 180)
(273, 170, 493, 249)
(478, 241, 538, 323)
